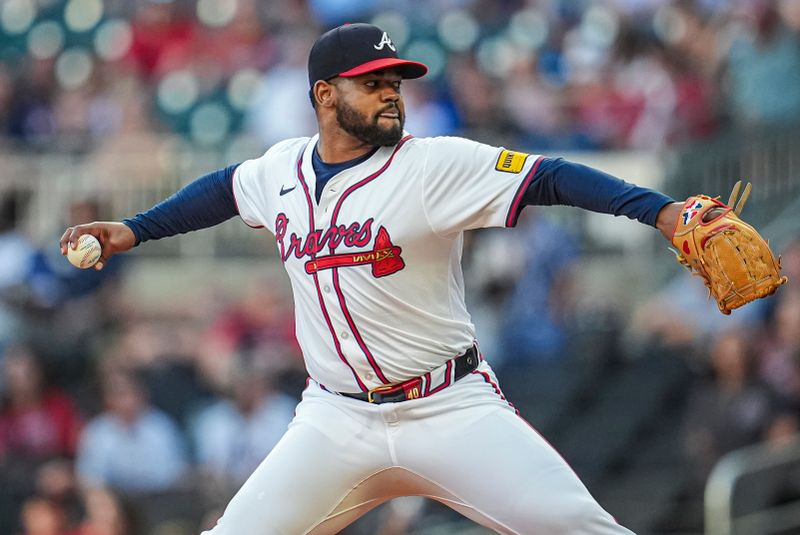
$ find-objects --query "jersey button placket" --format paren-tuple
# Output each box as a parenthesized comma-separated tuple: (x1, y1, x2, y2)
(316, 201, 332, 227)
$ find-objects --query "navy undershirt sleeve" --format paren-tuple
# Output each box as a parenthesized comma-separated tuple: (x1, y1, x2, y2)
(520, 157, 674, 227)
(122, 164, 240, 245)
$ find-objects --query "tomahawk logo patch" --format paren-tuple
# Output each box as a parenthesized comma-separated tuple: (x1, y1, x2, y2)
(495, 149, 529, 173)
(305, 227, 405, 278)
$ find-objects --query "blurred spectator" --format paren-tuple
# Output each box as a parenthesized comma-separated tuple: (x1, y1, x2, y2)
(683, 330, 781, 484)
(779, 0, 800, 31)
(258, 0, 312, 27)
(497, 210, 580, 367)
(192, 0, 274, 76)
(772, 237, 800, 301)
(502, 58, 560, 140)
(662, 47, 719, 143)
(34, 460, 83, 529)
(607, 26, 678, 149)
(198, 279, 302, 394)
(17, 496, 73, 535)
(503, 58, 597, 150)
(73, 488, 135, 535)
(397, 81, 458, 139)
(75, 370, 187, 493)
(446, 56, 512, 144)
(0, 344, 82, 463)
(724, 0, 800, 125)
(206, 280, 297, 354)
(757, 291, 800, 409)
(6, 59, 57, 148)
(0, 193, 37, 346)
(662, 1, 725, 79)
(190, 357, 295, 486)
(84, 75, 168, 187)
(125, 1, 196, 81)
(628, 272, 767, 355)
(245, 30, 318, 146)
(462, 227, 523, 362)
(765, 410, 800, 447)
(94, 317, 213, 427)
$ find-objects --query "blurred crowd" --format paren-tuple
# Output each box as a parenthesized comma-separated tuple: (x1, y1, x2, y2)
(2, 0, 800, 533)
(2, 197, 799, 533)
(0, 194, 305, 534)
(0, 0, 799, 155)
(641, 239, 800, 476)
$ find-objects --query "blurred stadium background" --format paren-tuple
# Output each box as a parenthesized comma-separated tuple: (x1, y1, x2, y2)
(1, 0, 800, 534)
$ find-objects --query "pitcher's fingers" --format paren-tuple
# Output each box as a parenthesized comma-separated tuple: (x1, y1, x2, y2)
(66, 224, 98, 250)
(59, 227, 76, 254)
(67, 227, 83, 249)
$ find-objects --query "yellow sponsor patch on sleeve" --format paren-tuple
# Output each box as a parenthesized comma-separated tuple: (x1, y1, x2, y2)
(495, 149, 529, 173)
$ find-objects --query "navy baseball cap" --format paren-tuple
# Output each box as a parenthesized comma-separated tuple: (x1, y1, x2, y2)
(308, 23, 428, 87)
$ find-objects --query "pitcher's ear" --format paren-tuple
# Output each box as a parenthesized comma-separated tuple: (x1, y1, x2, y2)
(313, 80, 336, 108)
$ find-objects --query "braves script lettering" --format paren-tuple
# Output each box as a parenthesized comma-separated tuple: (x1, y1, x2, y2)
(275, 213, 373, 261)
(276, 214, 406, 278)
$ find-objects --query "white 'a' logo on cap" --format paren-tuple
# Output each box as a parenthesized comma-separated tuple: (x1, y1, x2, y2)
(373, 32, 396, 51)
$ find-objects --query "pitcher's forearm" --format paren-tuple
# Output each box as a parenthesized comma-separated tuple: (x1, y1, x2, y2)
(123, 164, 240, 245)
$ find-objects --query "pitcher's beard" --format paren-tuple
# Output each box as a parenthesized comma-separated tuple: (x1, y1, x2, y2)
(336, 101, 404, 147)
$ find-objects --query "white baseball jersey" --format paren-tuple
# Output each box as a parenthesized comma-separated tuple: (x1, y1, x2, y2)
(232, 133, 542, 392)
(208, 134, 634, 535)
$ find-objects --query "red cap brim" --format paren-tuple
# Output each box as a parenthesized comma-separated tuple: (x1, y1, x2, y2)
(338, 58, 428, 79)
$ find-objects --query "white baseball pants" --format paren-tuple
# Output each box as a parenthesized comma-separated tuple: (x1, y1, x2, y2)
(202, 361, 634, 534)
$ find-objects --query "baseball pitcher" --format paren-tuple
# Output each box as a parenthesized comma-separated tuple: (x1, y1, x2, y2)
(61, 23, 785, 534)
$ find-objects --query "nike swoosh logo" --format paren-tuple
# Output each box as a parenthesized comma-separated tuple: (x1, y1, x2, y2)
(279, 185, 296, 196)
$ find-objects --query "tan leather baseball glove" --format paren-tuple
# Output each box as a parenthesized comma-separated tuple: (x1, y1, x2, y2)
(671, 181, 788, 314)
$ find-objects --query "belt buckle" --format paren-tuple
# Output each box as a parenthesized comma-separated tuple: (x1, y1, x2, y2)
(367, 385, 395, 404)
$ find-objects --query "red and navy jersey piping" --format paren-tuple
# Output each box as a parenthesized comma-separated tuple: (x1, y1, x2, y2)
(296, 148, 368, 392)
(325, 135, 413, 385)
(504, 156, 543, 228)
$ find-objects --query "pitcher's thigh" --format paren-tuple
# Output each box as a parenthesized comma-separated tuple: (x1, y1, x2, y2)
(202, 419, 386, 535)
(402, 408, 633, 534)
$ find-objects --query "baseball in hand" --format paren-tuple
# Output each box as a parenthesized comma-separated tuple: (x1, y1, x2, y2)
(67, 234, 102, 269)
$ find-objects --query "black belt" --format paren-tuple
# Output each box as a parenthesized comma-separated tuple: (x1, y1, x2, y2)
(340, 345, 480, 404)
